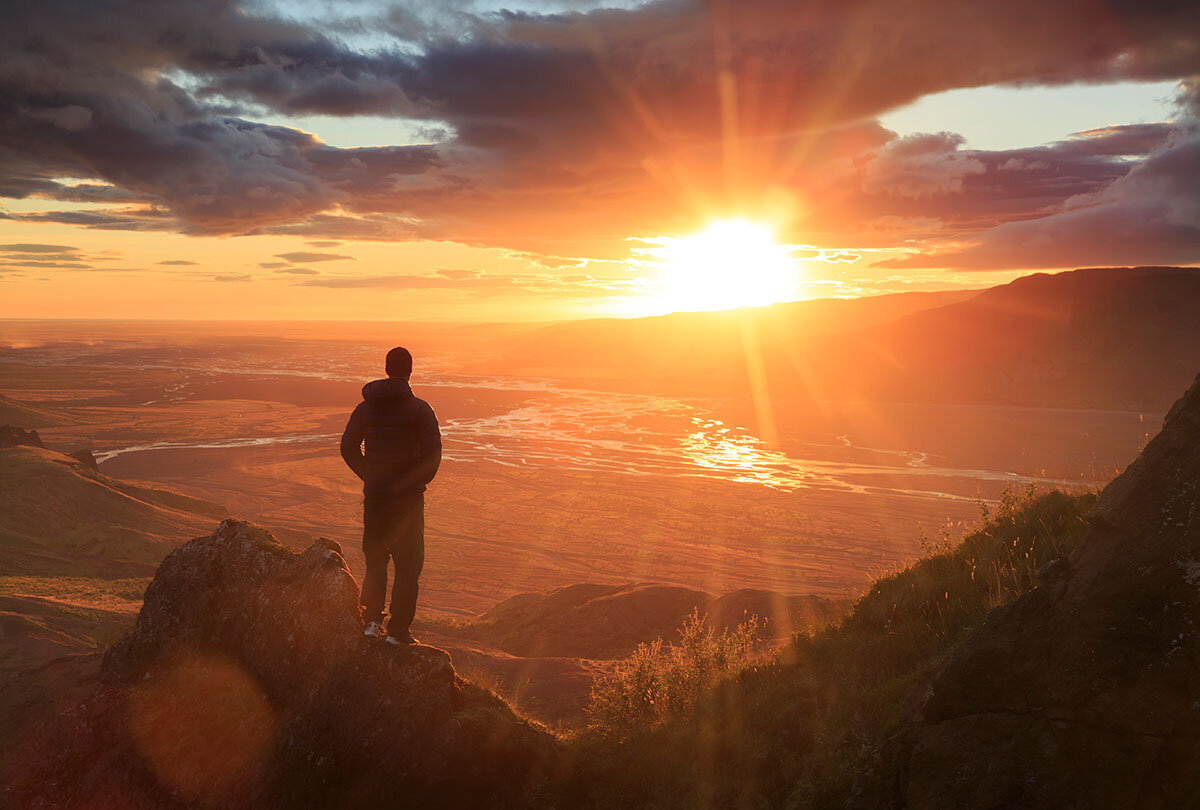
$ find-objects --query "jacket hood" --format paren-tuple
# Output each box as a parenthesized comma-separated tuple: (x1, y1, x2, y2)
(362, 378, 414, 401)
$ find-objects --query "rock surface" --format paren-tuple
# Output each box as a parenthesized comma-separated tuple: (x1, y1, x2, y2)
(0, 425, 43, 449)
(7, 520, 556, 809)
(68, 447, 99, 470)
(904, 373, 1200, 808)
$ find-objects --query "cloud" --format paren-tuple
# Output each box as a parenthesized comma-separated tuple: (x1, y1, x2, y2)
(274, 267, 319, 275)
(890, 128, 1200, 270)
(0, 259, 92, 269)
(0, 244, 78, 254)
(158, 259, 198, 265)
(821, 121, 1190, 251)
(306, 241, 342, 247)
(275, 251, 355, 263)
(0, 0, 1197, 268)
(299, 273, 515, 290)
(862, 133, 986, 198)
(213, 273, 254, 282)
(436, 268, 482, 280)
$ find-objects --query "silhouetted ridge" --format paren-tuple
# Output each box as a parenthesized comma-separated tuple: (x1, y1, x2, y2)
(9, 520, 555, 809)
(897, 371, 1200, 807)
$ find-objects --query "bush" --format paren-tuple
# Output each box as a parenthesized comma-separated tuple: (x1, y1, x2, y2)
(560, 486, 1098, 808)
(586, 609, 764, 738)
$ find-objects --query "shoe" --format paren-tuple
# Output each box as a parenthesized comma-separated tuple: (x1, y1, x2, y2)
(385, 631, 418, 646)
(363, 621, 384, 639)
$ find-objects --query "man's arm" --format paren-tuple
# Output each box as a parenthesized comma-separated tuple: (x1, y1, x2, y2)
(339, 404, 368, 481)
(416, 403, 442, 487)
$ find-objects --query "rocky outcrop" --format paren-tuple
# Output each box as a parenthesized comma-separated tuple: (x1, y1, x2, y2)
(68, 447, 99, 470)
(903, 374, 1200, 808)
(7, 520, 556, 809)
(0, 425, 43, 449)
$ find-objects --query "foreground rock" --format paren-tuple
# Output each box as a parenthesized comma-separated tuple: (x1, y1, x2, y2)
(7, 520, 556, 809)
(903, 374, 1200, 808)
(0, 425, 43, 449)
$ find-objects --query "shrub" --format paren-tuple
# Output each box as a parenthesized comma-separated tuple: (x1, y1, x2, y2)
(586, 609, 764, 738)
(561, 486, 1098, 808)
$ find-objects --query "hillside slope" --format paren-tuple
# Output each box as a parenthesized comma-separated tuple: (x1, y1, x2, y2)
(433, 582, 843, 659)
(0, 394, 72, 428)
(0, 444, 225, 578)
(0, 445, 230, 756)
(558, 371, 1200, 808)
(901, 371, 1200, 807)
(816, 266, 1200, 410)
(484, 266, 1200, 411)
(487, 288, 979, 385)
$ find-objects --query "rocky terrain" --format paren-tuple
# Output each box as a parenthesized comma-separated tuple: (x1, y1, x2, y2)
(899, 373, 1200, 807)
(3, 339, 1200, 806)
(5, 521, 556, 809)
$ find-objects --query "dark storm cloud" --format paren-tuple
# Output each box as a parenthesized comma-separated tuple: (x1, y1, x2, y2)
(1, 0, 1199, 264)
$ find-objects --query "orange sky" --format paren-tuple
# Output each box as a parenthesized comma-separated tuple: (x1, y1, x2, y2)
(1, 1, 1197, 321)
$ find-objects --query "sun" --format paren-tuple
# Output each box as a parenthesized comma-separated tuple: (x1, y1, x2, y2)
(644, 219, 799, 313)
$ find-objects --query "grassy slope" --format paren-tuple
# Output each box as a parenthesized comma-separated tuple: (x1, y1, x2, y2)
(0, 445, 225, 577)
(559, 488, 1096, 808)
(0, 446, 228, 759)
(0, 393, 74, 428)
(428, 582, 844, 660)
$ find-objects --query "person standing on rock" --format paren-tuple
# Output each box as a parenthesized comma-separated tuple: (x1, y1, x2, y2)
(340, 346, 442, 645)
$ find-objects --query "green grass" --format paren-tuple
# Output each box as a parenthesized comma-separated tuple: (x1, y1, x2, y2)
(556, 485, 1096, 808)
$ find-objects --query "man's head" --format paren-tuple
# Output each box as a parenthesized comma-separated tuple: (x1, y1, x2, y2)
(385, 346, 413, 379)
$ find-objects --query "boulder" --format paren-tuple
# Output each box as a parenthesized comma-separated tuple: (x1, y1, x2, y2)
(0, 425, 43, 449)
(8, 519, 557, 809)
(68, 447, 100, 470)
(904, 374, 1200, 808)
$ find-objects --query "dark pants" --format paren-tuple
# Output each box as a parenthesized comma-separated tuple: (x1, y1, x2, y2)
(360, 494, 424, 635)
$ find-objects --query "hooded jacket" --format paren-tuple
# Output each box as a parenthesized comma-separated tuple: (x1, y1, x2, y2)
(340, 378, 442, 498)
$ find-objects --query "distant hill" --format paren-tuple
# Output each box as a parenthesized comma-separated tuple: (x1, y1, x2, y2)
(0, 393, 70, 428)
(0, 447, 228, 757)
(0, 445, 226, 578)
(475, 287, 980, 387)
(429, 582, 844, 659)
(482, 267, 1200, 412)
(812, 266, 1200, 411)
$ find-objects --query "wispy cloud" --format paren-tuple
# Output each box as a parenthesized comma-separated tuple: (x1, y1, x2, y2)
(275, 251, 356, 263)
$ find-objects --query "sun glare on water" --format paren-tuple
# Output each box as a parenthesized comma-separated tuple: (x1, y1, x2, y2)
(643, 219, 799, 314)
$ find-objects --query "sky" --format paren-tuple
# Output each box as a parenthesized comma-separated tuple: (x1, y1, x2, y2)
(1, 0, 1198, 321)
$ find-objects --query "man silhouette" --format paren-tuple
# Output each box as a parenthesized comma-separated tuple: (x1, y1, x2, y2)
(341, 347, 442, 645)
